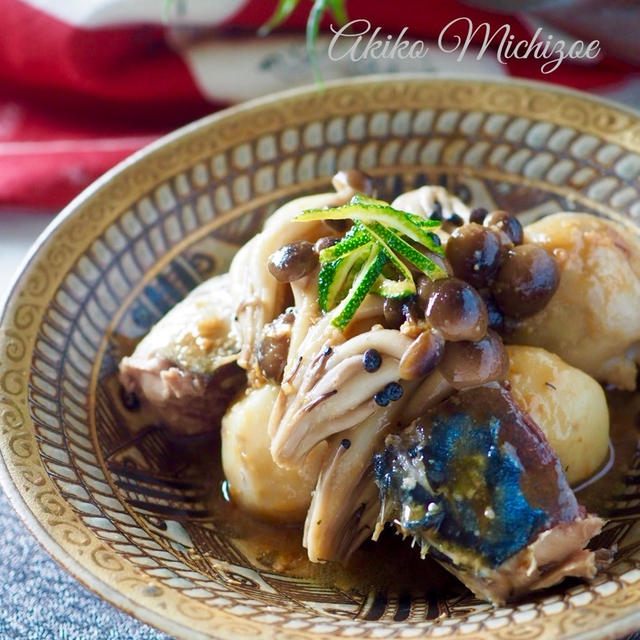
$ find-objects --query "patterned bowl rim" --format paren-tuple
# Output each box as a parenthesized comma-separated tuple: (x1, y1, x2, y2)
(2, 72, 640, 640)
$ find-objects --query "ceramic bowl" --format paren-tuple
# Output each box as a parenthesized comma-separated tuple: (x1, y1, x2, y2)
(2, 75, 640, 640)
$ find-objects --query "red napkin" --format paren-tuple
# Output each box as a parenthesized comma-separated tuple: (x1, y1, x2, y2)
(0, 0, 636, 211)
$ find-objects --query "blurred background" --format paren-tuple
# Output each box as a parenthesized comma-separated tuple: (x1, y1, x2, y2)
(0, 0, 638, 217)
(0, 1, 638, 638)
(1, 0, 636, 290)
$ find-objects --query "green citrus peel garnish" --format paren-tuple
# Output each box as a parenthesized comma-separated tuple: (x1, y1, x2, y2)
(295, 194, 447, 330)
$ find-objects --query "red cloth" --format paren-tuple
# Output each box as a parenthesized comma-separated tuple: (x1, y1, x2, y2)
(0, 0, 636, 211)
(0, 0, 217, 210)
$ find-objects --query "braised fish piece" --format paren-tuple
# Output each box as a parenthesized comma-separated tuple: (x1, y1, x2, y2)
(119, 274, 245, 435)
(374, 385, 605, 604)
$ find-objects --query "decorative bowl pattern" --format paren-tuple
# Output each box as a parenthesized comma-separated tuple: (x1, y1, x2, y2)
(2, 75, 640, 640)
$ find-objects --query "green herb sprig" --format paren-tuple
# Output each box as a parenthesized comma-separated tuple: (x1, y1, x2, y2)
(163, 0, 348, 85)
(260, 0, 349, 85)
(296, 195, 447, 330)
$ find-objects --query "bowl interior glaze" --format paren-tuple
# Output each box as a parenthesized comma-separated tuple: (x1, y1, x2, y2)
(2, 75, 640, 640)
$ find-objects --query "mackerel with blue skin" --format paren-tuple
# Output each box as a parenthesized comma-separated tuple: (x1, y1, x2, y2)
(374, 385, 606, 603)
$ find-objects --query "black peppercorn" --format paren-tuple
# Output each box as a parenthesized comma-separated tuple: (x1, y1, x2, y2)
(363, 348, 382, 372)
(374, 391, 390, 406)
(385, 382, 404, 401)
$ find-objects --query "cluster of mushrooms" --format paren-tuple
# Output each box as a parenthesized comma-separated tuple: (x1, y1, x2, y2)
(263, 172, 560, 401)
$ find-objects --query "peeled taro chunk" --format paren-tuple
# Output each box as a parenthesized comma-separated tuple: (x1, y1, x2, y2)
(374, 385, 606, 604)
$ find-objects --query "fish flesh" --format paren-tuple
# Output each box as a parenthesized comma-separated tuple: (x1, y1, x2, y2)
(373, 385, 606, 604)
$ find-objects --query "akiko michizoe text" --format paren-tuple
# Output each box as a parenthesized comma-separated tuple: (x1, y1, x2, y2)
(328, 17, 601, 74)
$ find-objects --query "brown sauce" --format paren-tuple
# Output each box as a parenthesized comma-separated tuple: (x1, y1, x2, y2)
(101, 363, 639, 603)
(205, 455, 462, 598)
(576, 389, 640, 513)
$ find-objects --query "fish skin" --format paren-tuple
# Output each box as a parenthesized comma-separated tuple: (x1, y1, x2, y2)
(374, 385, 600, 595)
